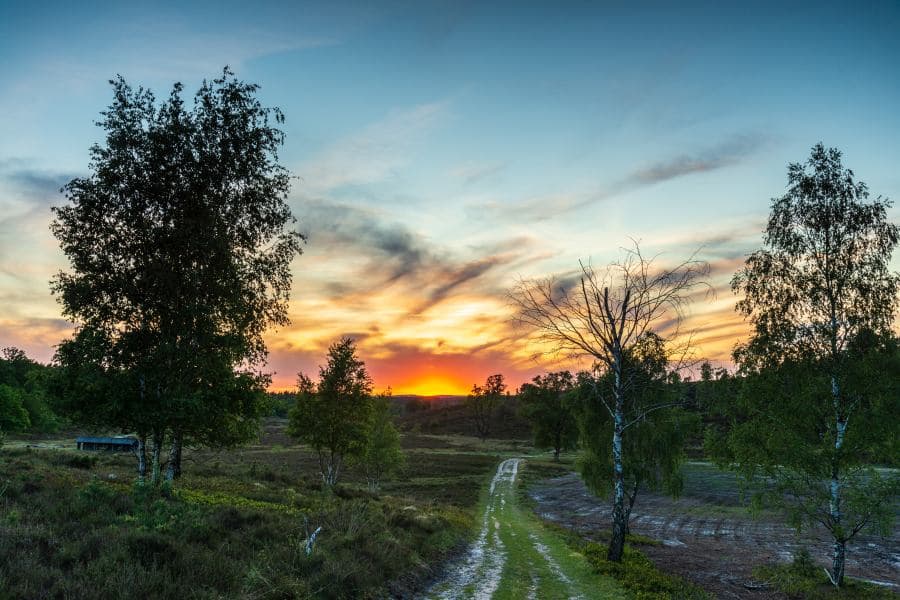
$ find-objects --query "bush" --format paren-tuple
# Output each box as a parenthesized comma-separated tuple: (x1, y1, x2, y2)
(753, 549, 896, 599)
(582, 542, 711, 599)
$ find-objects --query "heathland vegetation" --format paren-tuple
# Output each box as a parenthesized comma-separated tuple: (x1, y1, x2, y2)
(0, 69, 897, 599)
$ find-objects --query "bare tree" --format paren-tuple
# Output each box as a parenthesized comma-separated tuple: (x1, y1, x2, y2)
(510, 242, 709, 561)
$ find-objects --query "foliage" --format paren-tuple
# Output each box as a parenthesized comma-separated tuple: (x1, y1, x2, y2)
(723, 143, 900, 586)
(0, 347, 61, 433)
(0, 384, 30, 433)
(581, 541, 711, 599)
(466, 373, 506, 440)
(287, 338, 374, 486)
(355, 392, 405, 490)
(574, 335, 699, 532)
(753, 549, 896, 599)
(518, 370, 579, 460)
(50, 68, 303, 483)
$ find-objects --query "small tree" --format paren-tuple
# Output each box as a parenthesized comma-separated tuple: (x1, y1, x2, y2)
(724, 143, 900, 586)
(511, 243, 708, 562)
(574, 334, 698, 535)
(357, 391, 405, 491)
(466, 373, 506, 440)
(519, 371, 578, 460)
(287, 338, 373, 487)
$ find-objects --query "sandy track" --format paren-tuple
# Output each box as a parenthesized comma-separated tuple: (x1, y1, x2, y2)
(424, 459, 617, 599)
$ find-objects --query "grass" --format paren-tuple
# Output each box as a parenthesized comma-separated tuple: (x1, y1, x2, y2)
(491, 462, 625, 599)
(753, 549, 898, 599)
(0, 421, 500, 599)
(517, 457, 713, 600)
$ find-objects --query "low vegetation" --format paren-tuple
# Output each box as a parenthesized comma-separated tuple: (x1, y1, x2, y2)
(0, 425, 497, 599)
(753, 549, 896, 599)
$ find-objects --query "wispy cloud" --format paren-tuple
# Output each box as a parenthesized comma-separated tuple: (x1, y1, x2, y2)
(297, 101, 449, 193)
(473, 133, 771, 222)
(450, 161, 507, 186)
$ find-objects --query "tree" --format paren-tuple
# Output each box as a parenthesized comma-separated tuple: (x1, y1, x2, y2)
(466, 373, 506, 441)
(0, 385, 30, 433)
(51, 69, 303, 484)
(356, 391, 405, 491)
(724, 143, 900, 586)
(0, 347, 61, 433)
(573, 335, 698, 535)
(511, 243, 708, 562)
(287, 338, 373, 487)
(518, 371, 578, 460)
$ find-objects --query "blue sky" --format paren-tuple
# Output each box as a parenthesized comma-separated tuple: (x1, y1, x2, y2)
(1, 0, 898, 392)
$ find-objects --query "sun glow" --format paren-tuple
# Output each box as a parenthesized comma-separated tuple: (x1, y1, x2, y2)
(390, 373, 472, 396)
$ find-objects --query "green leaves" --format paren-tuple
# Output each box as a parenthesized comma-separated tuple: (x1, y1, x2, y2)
(726, 143, 900, 585)
(519, 371, 578, 458)
(287, 338, 374, 485)
(51, 69, 303, 459)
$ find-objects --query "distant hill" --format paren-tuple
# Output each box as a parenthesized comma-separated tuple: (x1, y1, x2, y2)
(394, 395, 531, 440)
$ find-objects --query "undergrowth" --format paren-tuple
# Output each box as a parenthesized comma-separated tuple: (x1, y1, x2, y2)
(0, 434, 487, 599)
(753, 549, 897, 599)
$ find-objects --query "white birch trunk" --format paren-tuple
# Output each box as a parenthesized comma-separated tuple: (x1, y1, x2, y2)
(135, 436, 147, 482)
(829, 374, 847, 586)
(165, 432, 182, 482)
(608, 364, 627, 562)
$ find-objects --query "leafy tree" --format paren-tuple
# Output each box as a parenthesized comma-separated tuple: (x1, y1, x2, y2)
(511, 243, 709, 561)
(356, 391, 405, 490)
(466, 373, 506, 441)
(0, 347, 61, 433)
(575, 334, 699, 535)
(0, 385, 30, 433)
(287, 338, 373, 487)
(723, 143, 900, 586)
(51, 69, 303, 484)
(519, 371, 578, 460)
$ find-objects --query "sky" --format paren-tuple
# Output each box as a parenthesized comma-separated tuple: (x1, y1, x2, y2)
(1, 1, 898, 394)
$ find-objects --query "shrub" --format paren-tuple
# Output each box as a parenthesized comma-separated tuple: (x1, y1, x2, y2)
(582, 542, 711, 599)
(753, 549, 896, 599)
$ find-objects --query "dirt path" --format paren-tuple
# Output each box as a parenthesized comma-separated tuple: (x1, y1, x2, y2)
(423, 458, 622, 600)
(528, 469, 900, 599)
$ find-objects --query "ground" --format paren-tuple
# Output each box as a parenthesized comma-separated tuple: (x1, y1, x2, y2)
(424, 458, 623, 599)
(527, 463, 900, 599)
(2, 424, 897, 599)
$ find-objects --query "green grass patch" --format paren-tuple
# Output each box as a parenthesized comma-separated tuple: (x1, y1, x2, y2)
(581, 542, 712, 599)
(753, 549, 897, 599)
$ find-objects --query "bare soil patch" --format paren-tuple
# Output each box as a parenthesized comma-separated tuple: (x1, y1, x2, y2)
(528, 467, 899, 599)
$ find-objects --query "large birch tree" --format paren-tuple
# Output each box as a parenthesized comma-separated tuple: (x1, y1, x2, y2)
(51, 68, 304, 484)
(726, 143, 900, 586)
(511, 244, 708, 561)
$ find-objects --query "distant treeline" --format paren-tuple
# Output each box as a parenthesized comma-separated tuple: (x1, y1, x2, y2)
(0, 348, 62, 434)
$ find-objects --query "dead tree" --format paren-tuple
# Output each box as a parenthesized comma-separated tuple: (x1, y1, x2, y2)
(510, 242, 709, 561)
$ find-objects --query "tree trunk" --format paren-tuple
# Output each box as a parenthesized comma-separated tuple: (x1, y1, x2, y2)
(165, 431, 183, 482)
(608, 365, 627, 562)
(623, 479, 639, 536)
(150, 429, 163, 486)
(135, 435, 147, 482)
(320, 450, 341, 487)
(829, 374, 847, 587)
